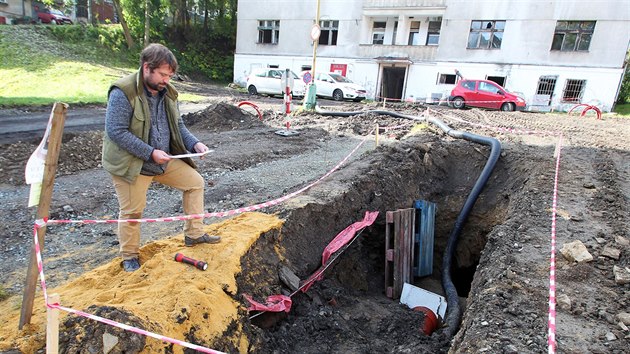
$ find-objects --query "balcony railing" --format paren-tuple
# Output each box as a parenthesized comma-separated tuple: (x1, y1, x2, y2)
(358, 44, 437, 62)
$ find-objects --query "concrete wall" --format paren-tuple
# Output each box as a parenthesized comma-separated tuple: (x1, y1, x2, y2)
(439, 0, 630, 68)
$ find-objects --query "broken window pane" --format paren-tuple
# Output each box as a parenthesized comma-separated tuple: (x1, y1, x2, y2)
(372, 21, 386, 45)
(467, 20, 505, 49)
(257, 20, 280, 44)
(551, 21, 595, 51)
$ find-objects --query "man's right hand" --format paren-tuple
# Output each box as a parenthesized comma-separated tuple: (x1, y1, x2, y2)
(151, 149, 171, 164)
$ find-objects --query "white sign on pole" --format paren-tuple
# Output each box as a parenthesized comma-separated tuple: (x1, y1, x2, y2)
(310, 24, 321, 41)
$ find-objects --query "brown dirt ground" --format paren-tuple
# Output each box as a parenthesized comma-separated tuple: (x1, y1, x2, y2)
(0, 84, 628, 353)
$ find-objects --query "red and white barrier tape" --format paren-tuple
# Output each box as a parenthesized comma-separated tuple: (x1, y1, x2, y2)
(31, 129, 376, 353)
(547, 133, 563, 354)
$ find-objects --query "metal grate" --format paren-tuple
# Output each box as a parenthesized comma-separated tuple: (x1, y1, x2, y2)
(562, 79, 586, 103)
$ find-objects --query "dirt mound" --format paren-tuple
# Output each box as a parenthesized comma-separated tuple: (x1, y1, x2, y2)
(183, 102, 265, 132)
(0, 213, 282, 352)
(0, 131, 103, 186)
(60, 306, 147, 353)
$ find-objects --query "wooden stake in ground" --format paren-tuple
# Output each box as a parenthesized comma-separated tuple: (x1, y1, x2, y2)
(46, 293, 60, 354)
(19, 102, 68, 329)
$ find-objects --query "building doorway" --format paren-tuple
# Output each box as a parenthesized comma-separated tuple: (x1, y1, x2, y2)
(380, 66, 407, 101)
(535, 75, 557, 106)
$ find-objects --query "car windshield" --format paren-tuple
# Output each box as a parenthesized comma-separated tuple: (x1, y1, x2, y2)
(330, 73, 352, 83)
(51, 9, 64, 15)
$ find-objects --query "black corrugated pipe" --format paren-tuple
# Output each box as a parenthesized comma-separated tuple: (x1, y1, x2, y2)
(315, 106, 501, 339)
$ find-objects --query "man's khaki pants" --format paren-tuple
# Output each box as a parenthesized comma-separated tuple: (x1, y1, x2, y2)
(112, 159, 205, 260)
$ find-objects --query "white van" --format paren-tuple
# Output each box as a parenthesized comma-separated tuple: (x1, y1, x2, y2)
(246, 68, 306, 97)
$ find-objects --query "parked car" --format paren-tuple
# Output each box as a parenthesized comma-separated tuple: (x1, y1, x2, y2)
(449, 79, 526, 111)
(37, 9, 73, 25)
(308, 72, 367, 102)
(246, 68, 306, 97)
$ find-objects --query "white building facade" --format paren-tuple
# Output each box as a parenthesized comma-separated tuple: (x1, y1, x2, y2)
(233, 0, 630, 112)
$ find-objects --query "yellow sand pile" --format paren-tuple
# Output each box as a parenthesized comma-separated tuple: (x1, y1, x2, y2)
(0, 212, 283, 353)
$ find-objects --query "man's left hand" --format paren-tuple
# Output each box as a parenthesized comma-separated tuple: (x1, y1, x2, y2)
(193, 142, 210, 159)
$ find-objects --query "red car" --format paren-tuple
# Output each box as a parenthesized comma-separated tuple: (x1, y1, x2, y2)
(37, 8, 73, 25)
(449, 79, 526, 111)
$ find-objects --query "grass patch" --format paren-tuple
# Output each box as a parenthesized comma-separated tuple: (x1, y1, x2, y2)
(613, 103, 630, 116)
(0, 25, 204, 107)
(0, 285, 9, 302)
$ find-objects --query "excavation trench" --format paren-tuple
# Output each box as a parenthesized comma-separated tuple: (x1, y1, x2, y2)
(237, 134, 512, 353)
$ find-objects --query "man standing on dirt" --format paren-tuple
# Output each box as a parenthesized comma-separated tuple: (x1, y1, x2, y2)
(102, 43, 220, 272)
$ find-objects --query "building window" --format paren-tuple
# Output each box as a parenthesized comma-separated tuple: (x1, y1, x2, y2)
(319, 20, 338, 45)
(537, 76, 557, 96)
(486, 76, 505, 87)
(467, 20, 505, 49)
(258, 20, 279, 44)
(372, 21, 386, 44)
(562, 79, 586, 102)
(438, 73, 456, 84)
(551, 21, 595, 51)
(408, 21, 421, 45)
(426, 20, 441, 45)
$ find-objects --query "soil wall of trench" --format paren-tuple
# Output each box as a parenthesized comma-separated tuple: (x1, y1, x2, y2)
(234, 133, 539, 353)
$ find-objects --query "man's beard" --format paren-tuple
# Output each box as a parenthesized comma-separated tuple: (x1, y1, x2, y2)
(146, 80, 165, 92)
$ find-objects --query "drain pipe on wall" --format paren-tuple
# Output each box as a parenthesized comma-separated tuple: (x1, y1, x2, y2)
(315, 106, 502, 339)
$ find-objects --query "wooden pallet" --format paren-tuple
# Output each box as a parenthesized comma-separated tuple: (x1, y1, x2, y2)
(385, 208, 415, 299)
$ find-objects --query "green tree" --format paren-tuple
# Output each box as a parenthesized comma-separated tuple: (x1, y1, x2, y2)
(617, 54, 630, 104)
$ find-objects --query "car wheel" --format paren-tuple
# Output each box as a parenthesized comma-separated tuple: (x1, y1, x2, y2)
(332, 89, 344, 101)
(452, 97, 465, 109)
(247, 85, 258, 95)
(501, 102, 515, 112)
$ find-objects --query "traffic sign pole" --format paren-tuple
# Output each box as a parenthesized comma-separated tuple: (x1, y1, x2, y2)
(304, 0, 321, 111)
